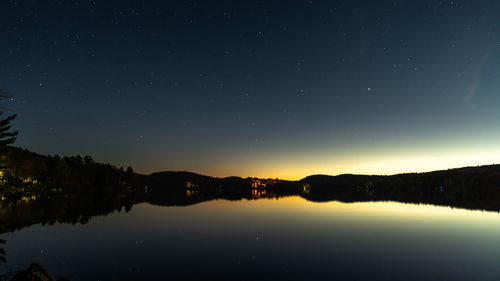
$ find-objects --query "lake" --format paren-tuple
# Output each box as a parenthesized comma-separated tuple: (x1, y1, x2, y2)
(2, 196, 500, 281)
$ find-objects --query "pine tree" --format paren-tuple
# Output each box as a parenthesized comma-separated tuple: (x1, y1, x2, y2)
(0, 89, 17, 146)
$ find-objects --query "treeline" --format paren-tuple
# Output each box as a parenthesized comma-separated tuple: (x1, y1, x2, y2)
(300, 164, 500, 211)
(0, 146, 141, 188)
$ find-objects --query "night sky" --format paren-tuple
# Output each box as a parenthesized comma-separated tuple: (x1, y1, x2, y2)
(1, 0, 499, 179)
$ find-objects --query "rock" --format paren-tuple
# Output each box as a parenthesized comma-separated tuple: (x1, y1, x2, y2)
(10, 263, 57, 281)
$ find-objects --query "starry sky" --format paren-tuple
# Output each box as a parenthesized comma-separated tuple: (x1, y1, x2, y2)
(1, 0, 500, 179)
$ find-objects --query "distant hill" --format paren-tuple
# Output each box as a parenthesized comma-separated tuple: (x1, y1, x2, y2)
(148, 171, 213, 187)
(301, 165, 500, 189)
(301, 174, 382, 187)
(300, 164, 500, 209)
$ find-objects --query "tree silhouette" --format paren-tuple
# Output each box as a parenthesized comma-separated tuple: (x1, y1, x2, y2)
(0, 238, 5, 263)
(0, 89, 18, 146)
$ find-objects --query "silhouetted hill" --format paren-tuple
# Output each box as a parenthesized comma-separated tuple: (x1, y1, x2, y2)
(301, 165, 500, 185)
(300, 165, 500, 209)
(148, 171, 213, 187)
(301, 165, 500, 192)
(301, 174, 382, 186)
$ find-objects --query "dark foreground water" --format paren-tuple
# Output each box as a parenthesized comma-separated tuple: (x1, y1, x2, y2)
(2, 196, 500, 281)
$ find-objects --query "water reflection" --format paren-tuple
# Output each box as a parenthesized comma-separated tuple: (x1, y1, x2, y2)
(1, 168, 500, 280)
(0, 239, 5, 263)
(2, 170, 500, 235)
(3, 197, 500, 281)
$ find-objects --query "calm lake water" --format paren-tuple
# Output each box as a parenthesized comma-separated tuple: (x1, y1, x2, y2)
(2, 196, 500, 280)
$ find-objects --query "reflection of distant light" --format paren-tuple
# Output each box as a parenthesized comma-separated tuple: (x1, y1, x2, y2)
(302, 183, 311, 194)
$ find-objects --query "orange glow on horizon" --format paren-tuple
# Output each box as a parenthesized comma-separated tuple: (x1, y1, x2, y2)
(137, 144, 500, 181)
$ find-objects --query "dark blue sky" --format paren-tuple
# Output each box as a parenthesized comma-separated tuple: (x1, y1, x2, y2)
(1, 0, 499, 178)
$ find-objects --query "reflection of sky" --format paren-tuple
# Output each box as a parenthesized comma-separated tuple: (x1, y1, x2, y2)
(3, 198, 500, 280)
(1, 1, 500, 179)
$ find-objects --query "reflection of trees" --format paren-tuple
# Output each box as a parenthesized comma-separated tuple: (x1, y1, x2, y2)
(2, 165, 500, 235)
(300, 165, 500, 212)
(0, 238, 5, 263)
(0, 186, 144, 234)
(146, 165, 500, 213)
(0, 239, 14, 281)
